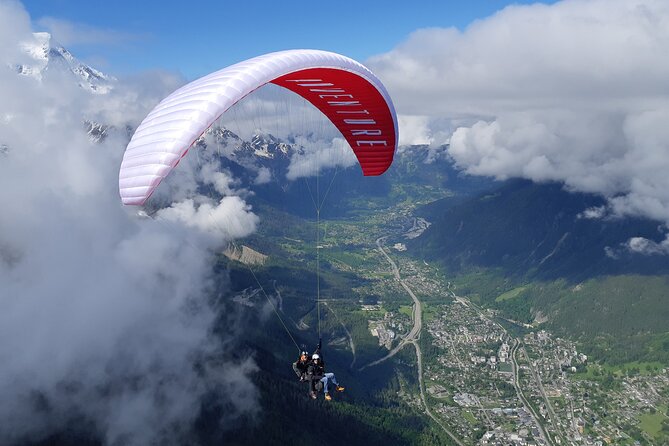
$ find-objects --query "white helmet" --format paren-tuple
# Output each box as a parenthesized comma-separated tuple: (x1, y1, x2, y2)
(312, 354, 320, 360)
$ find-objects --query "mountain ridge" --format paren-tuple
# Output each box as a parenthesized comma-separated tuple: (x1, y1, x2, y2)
(412, 179, 669, 281)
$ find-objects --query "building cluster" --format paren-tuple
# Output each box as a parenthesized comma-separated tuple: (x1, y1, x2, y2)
(405, 260, 668, 445)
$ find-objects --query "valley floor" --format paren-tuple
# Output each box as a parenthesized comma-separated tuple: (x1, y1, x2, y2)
(238, 199, 669, 446)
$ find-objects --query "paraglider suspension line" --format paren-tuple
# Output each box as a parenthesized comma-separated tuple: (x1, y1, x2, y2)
(317, 208, 321, 339)
(209, 213, 300, 352)
(303, 164, 341, 342)
(246, 259, 302, 352)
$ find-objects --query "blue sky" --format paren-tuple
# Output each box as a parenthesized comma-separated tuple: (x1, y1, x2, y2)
(22, 0, 556, 79)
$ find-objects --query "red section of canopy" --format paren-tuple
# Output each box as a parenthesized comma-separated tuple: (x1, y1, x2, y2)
(271, 68, 396, 176)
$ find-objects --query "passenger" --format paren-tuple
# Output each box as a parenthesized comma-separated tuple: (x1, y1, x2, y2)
(292, 351, 309, 381)
(306, 345, 345, 401)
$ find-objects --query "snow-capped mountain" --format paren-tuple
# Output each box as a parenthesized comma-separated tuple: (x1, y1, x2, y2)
(185, 126, 294, 190)
(248, 133, 292, 159)
(197, 126, 295, 171)
(15, 32, 115, 94)
(200, 127, 293, 160)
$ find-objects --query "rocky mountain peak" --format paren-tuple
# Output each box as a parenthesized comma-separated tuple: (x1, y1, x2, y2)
(15, 32, 114, 94)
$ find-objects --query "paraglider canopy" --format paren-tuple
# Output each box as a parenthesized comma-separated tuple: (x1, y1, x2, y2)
(119, 49, 398, 206)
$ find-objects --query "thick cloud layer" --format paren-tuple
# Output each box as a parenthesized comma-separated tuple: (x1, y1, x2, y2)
(369, 0, 669, 252)
(0, 2, 259, 444)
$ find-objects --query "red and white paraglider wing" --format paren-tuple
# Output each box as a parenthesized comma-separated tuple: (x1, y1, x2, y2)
(119, 50, 398, 206)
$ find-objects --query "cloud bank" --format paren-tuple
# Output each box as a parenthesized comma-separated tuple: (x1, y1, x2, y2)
(369, 0, 669, 253)
(0, 1, 259, 444)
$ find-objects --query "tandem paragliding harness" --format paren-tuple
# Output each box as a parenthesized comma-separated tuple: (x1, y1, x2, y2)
(293, 339, 323, 391)
(292, 339, 344, 400)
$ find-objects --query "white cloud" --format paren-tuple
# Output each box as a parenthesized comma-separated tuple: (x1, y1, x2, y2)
(199, 163, 242, 196)
(0, 3, 259, 444)
(254, 166, 272, 185)
(369, 0, 669, 248)
(286, 136, 358, 180)
(157, 196, 259, 240)
(89, 70, 184, 127)
(36, 16, 143, 47)
(397, 115, 432, 146)
(370, 1, 669, 117)
(625, 236, 669, 255)
(578, 205, 609, 220)
(0, 1, 32, 64)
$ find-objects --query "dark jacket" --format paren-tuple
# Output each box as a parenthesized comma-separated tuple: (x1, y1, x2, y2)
(293, 358, 309, 379)
(307, 359, 325, 380)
